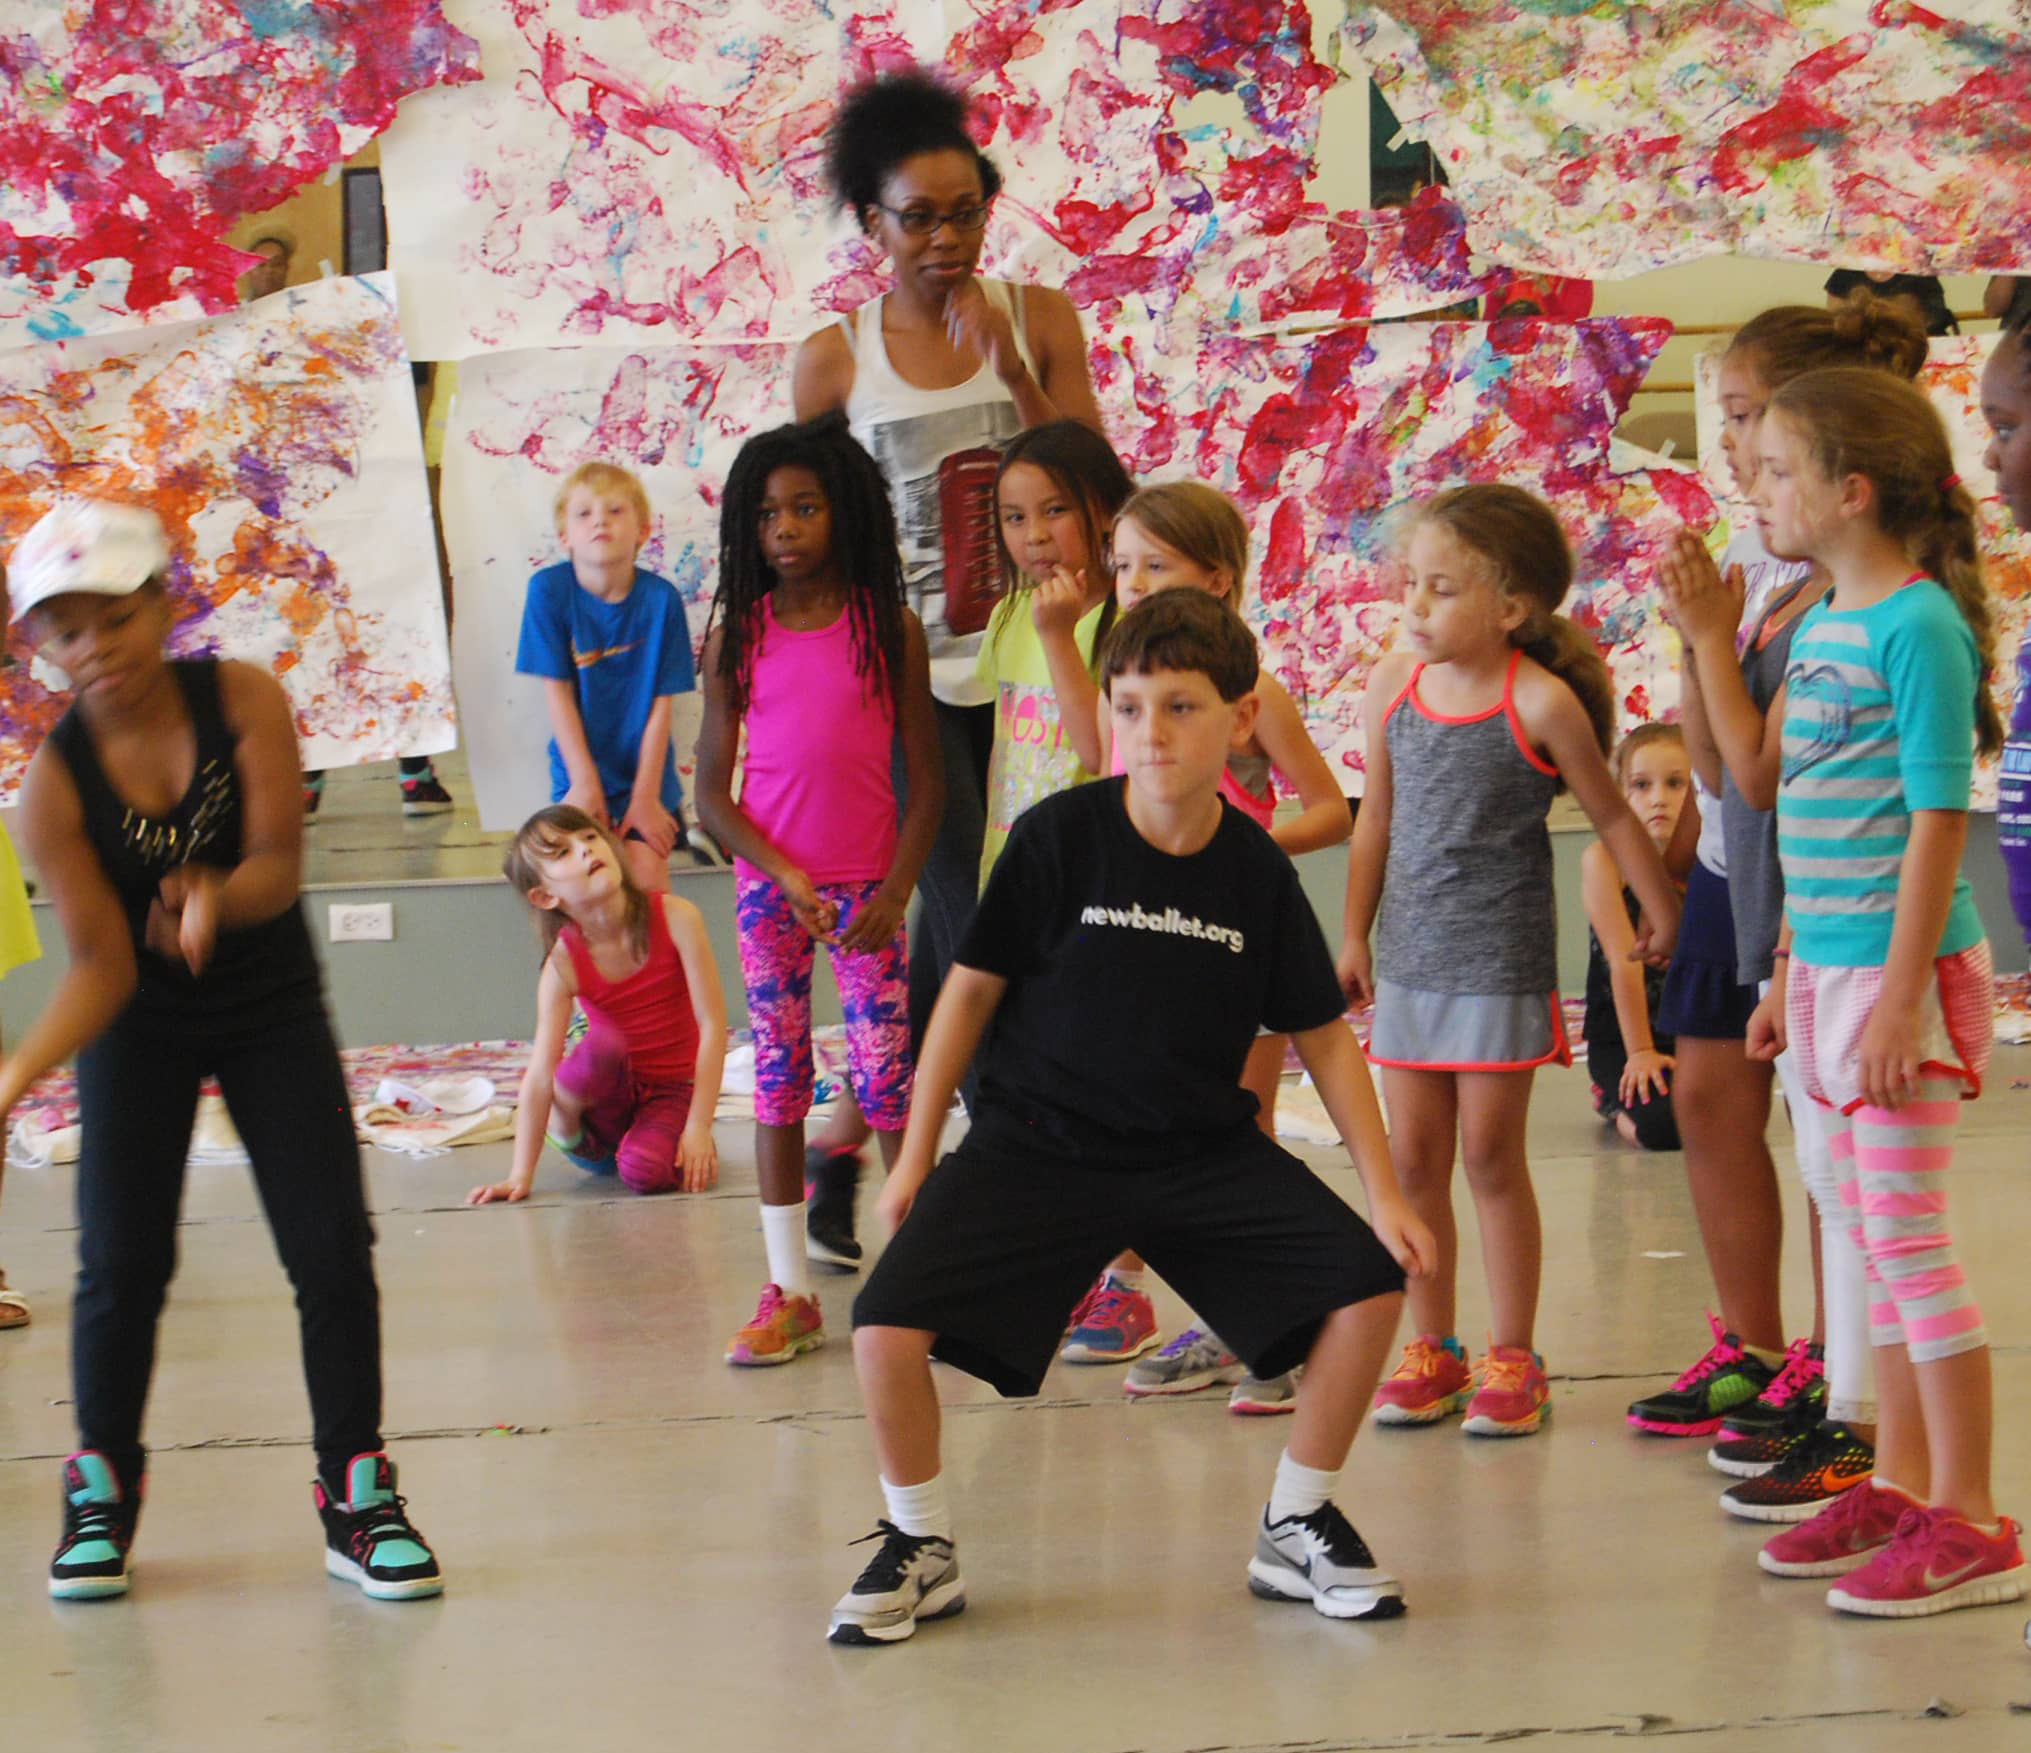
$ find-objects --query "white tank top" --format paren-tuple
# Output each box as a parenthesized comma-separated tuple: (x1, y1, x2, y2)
(841, 279, 1036, 708)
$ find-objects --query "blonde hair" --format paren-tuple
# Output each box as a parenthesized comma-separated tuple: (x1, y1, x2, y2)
(502, 805, 653, 963)
(1612, 721, 1685, 788)
(554, 462, 651, 539)
(1117, 482, 1251, 609)
(1766, 367, 2004, 756)
(1406, 483, 1616, 762)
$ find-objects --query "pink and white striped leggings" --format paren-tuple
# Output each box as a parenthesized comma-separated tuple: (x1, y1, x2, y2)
(1825, 1078, 1986, 1364)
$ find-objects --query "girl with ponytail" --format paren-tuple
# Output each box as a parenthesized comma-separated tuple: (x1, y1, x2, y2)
(1677, 366, 2018, 1618)
(1340, 483, 1680, 1440)
(1631, 297, 1932, 1475)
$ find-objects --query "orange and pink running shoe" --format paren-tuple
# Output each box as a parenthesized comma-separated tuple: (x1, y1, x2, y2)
(1370, 1334, 1473, 1426)
(725, 1283, 825, 1367)
(1463, 1345, 1550, 1437)
(1826, 1505, 2026, 1618)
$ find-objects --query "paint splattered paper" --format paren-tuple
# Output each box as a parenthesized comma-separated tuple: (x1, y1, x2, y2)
(0, 0, 479, 348)
(1345, 1, 2031, 277)
(382, 0, 1476, 359)
(1695, 331, 2031, 804)
(1091, 316, 1713, 783)
(439, 342, 789, 828)
(0, 274, 457, 804)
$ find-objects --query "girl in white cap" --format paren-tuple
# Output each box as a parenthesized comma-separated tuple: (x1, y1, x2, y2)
(0, 500, 441, 1602)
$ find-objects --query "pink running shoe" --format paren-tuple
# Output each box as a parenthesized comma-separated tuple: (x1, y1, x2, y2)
(1059, 1280, 1159, 1364)
(725, 1284, 825, 1367)
(1827, 1506, 2027, 1618)
(1759, 1480, 1918, 1578)
(1370, 1334, 1473, 1426)
(1463, 1346, 1550, 1438)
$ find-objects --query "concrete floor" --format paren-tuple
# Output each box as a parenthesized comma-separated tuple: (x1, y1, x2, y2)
(2, 1057, 2029, 1751)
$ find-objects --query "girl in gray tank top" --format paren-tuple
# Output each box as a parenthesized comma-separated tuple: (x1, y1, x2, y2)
(1340, 485, 1682, 1440)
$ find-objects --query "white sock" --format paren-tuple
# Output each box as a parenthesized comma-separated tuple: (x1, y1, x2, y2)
(1268, 1450, 1339, 1525)
(881, 1474, 951, 1539)
(1106, 1266, 1148, 1294)
(760, 1201, 812, 1297)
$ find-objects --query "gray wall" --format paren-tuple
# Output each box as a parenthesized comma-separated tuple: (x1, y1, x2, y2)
(1, 815, 2019, 1050)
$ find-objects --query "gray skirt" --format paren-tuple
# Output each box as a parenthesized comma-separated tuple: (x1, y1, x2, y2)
(1368, 979, 1571, 1073)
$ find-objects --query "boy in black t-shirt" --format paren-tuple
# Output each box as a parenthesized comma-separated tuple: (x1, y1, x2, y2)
(831, 590, 1432, 1645)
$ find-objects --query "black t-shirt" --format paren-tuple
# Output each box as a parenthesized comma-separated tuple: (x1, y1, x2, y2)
(958, 778, 1346, 1164)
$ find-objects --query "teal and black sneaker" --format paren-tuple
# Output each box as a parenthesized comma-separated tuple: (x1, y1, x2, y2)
(49, 1452, 140, 1600)
(316, 1454, 443, 1600)
(1717, 1338, 1826, 1442)
(1626, 1313, 1778, 1437)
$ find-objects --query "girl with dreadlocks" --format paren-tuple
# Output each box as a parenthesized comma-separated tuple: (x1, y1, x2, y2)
(695, 414, 941, 1368)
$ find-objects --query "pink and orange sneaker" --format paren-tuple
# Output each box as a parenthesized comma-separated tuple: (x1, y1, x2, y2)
(1827, 1505, 2027, 1618)
(1758, 1479, 1916, 1578)
(1371, 1334, 1473, 1426)
(1463, 1346, 1550, 1438)
(725, 1283, 824, 1367)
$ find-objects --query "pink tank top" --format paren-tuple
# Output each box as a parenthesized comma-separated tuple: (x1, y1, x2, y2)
(1107, 748, 1277, 831)
(559, 899, 700, 1086)
(736, 597, 897, 886)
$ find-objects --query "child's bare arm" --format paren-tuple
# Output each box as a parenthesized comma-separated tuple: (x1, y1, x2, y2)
(1582, 840, 1672, 1105)
(0, 752, 139, 1115)
(1031, 576, 1103, 773)
(1290, 1019, 1432, 1277)
(472, 950, 575, 1204)
(1251, 674, 1351, 856)
(1338, 652, 1406, 1001)
(541, 679, 608, 822)
(664, 894, 726, 1192)
(840, 612, 943, 954)
(618, 694, 679, 856)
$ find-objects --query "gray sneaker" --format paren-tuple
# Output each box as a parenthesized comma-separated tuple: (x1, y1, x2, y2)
(1124, 1327, 1244, 1397)
(827, 1522, 965, 1645)
(1247, 1503, 1406, 1620)
(1228, 1371, 1299, 1415)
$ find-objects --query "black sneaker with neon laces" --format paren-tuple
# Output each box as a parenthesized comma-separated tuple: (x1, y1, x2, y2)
(1709, 1374, 1828, 1478)
(1718, 1338, 1825, 1441)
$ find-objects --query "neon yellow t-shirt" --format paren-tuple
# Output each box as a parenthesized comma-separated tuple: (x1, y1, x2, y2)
(0, 819, 41, 980)
(976, 593, 1107, 885)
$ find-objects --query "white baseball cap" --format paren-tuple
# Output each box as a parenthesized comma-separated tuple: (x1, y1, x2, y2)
(7, 500, 172, 623)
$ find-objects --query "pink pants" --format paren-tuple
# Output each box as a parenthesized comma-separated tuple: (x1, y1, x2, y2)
(553, 1018, 695, 1194)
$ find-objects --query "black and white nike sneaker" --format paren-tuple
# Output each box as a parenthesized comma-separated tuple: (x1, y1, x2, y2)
(1248, 1501, 1406, 1620)
(827, 1521, 964, 1645)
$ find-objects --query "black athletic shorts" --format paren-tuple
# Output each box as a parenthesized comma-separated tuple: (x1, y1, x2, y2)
(852, 1122, 1406, 1397)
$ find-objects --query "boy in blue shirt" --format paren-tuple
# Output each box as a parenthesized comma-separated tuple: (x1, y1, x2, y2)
(830, 589, 1431, 1644)
(515, 462, 697, 892)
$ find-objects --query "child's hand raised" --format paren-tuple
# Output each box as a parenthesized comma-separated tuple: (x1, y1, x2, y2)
(1030, 567, 1089, 637)
(1656, 531, 1746, 647)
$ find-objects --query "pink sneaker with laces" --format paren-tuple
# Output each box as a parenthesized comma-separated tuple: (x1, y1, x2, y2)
(1759, 1479, 1915, 1578)
(1826, 1505, 2026, 1618)
(1463, 1345, 1550, 1437)
(724, 1283, 825, 1366)
(1371, 1334, 1473, 1426)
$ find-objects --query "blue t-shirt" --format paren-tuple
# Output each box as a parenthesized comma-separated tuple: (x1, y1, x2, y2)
(1777, 579, 1984, 968)
(514, 563, 697, 811)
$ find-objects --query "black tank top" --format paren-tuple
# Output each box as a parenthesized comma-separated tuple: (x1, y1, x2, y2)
(47, 659, 320, 1022)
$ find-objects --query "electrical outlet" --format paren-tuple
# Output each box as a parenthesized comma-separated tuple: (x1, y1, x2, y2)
(328, 902, 394, 943)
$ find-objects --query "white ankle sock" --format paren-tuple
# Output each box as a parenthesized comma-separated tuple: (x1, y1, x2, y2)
(761, 1201, 812, 1297)
(1268, 1450, 1339, 1525)
(881, 1474, 951, 1539)
(1106, 1266, 1148, 1294)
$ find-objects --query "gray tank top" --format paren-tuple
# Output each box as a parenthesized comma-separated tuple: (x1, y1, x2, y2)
(1374, 651, 1560, 995)
(1722, 578, 1822, 984)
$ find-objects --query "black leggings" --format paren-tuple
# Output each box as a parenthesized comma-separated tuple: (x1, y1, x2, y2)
(73, 1001, 381, 1490)
(907, 701, 994, 1056)
(1587, 1037, 1682, 1153)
